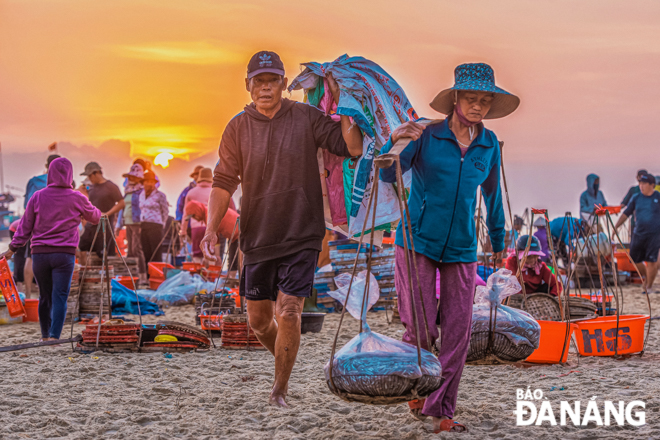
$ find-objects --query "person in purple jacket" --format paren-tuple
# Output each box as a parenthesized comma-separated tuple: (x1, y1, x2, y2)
(1, 158, 101, 341)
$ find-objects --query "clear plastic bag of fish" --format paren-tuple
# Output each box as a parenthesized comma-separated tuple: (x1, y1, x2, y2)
(467, 269, 541, 363)
(325, 271, 442, 403)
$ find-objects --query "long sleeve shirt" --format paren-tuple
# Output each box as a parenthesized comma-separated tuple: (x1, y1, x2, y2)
(139, 190, 169, 225)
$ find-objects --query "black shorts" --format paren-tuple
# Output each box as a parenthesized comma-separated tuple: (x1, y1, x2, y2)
(239, 249, 319, 301)
(630, 233, 660, 264)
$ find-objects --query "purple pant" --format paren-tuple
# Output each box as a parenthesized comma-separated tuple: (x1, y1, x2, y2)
(395, 245, 476, 419)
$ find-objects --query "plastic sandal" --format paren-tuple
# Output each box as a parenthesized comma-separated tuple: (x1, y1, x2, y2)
(408, 399, 427, 421)
(434, 419, 468, 433)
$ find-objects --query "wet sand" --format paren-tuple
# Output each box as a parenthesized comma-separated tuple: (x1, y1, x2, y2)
(0, 285, 658, 439)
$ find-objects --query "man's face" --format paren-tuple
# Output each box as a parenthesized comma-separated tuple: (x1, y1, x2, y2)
(246, 73, 288, 113)
(88, 171, 102, 185)
(640, 181, 655, 196)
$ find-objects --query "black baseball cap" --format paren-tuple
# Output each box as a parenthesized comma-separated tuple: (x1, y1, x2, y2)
(639, 173, 656, 185)
(637, 169, 648, 178)
(247, 51, 285, 79)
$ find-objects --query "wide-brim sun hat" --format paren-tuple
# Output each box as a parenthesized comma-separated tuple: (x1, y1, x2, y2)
(430, 63, 520, 119)
(122, 163, 144, 179)
(142, 169, 158, 183)
(197, 167, 213, 183)
(190, 165, 204, 179)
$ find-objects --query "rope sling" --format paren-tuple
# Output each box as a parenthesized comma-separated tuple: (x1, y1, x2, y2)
(327, 125, 443, 405)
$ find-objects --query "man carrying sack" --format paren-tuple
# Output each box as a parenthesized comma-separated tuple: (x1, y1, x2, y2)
(201, 51, 362, 407)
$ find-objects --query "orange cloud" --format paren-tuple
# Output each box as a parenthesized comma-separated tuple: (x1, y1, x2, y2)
(112, 40, 246, 65)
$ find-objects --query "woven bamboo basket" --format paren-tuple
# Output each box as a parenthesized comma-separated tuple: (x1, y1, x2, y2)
(507, 293, 562, 321)
(466, 332, 536, 365)
(328, 374, 443, 405)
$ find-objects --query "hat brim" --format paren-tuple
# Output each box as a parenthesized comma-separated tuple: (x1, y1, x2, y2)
(517, 250, 545, 258)
(248, 68, 285, 79)
(430, 85, 520, 119)
(196, 177, 213, 183)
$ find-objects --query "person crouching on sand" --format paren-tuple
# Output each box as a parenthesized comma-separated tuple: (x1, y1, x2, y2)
(1, 158, 101, 341)
(200, 51, 362, 407)
(379, 63, 518, 433)
(506, 235, 560, 296)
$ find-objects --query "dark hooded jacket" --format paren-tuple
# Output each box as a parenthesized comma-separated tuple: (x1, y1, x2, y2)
(10, 158, 102, 255)
(580, 173, 607, 215)
(213, 98, 351, 264)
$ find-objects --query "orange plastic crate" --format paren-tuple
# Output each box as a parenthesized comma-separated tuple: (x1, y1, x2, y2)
(615, 251, 637, 272)
(148, 262, 174, 279)
(149, 277, 164, 290)
(183, 262, 203, 273)
(200, 314, 223, 331)
(115, 276, 139, 289)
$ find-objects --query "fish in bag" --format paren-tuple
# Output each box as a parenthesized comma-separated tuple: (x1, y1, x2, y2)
(467, 269, 541, 363)
(325, 271, 442, 404)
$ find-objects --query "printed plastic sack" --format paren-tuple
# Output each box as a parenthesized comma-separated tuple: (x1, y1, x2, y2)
(324, 270, 442, 399)
(329, 270, 380, 326)
(471, 269, 541, 351)
(139, 271, 216, 308)
(289, 55, 418, 237)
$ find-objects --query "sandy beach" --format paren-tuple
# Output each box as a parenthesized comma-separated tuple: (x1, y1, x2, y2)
(0, 285, 657, 439)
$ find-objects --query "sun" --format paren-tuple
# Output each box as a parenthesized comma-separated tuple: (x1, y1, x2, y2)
(154, 152, 174, 168)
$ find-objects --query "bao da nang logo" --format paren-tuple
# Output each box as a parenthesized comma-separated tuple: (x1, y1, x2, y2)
(514, 387, 645, 426)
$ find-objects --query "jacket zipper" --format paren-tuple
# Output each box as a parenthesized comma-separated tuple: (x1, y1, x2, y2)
(438, 153, 465, 262)
(415, 200, 426, 234)
(261, 122, 273, 180)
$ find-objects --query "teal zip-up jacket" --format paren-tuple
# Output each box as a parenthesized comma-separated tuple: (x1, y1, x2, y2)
(379, 118, 506, 263)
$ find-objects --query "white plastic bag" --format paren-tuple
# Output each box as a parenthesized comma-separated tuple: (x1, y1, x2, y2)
(325, 269, 442, 395)
(329, 270, 380, 326)
(140, 271, 216, 308)
(471, 269, 541, 349)
(325, 329, 442, 380)
(577, 232, 611, 259)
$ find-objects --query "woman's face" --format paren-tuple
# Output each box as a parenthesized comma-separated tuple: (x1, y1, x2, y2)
(143, 179, 156, 192)
(457, 91, 495, 122)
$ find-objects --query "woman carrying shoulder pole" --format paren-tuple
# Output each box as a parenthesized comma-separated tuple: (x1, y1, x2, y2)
(379, 63, 519, 433)
(1, 158, 101, 341)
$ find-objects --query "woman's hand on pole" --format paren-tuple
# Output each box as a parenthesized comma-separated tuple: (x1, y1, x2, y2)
(391, 121, 426, 144)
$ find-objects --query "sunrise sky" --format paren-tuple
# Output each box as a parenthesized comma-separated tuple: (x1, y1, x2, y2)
(1, 0, 658, 219)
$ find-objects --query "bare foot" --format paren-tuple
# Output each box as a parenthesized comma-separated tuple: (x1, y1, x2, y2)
(268, 392, 289, 408)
